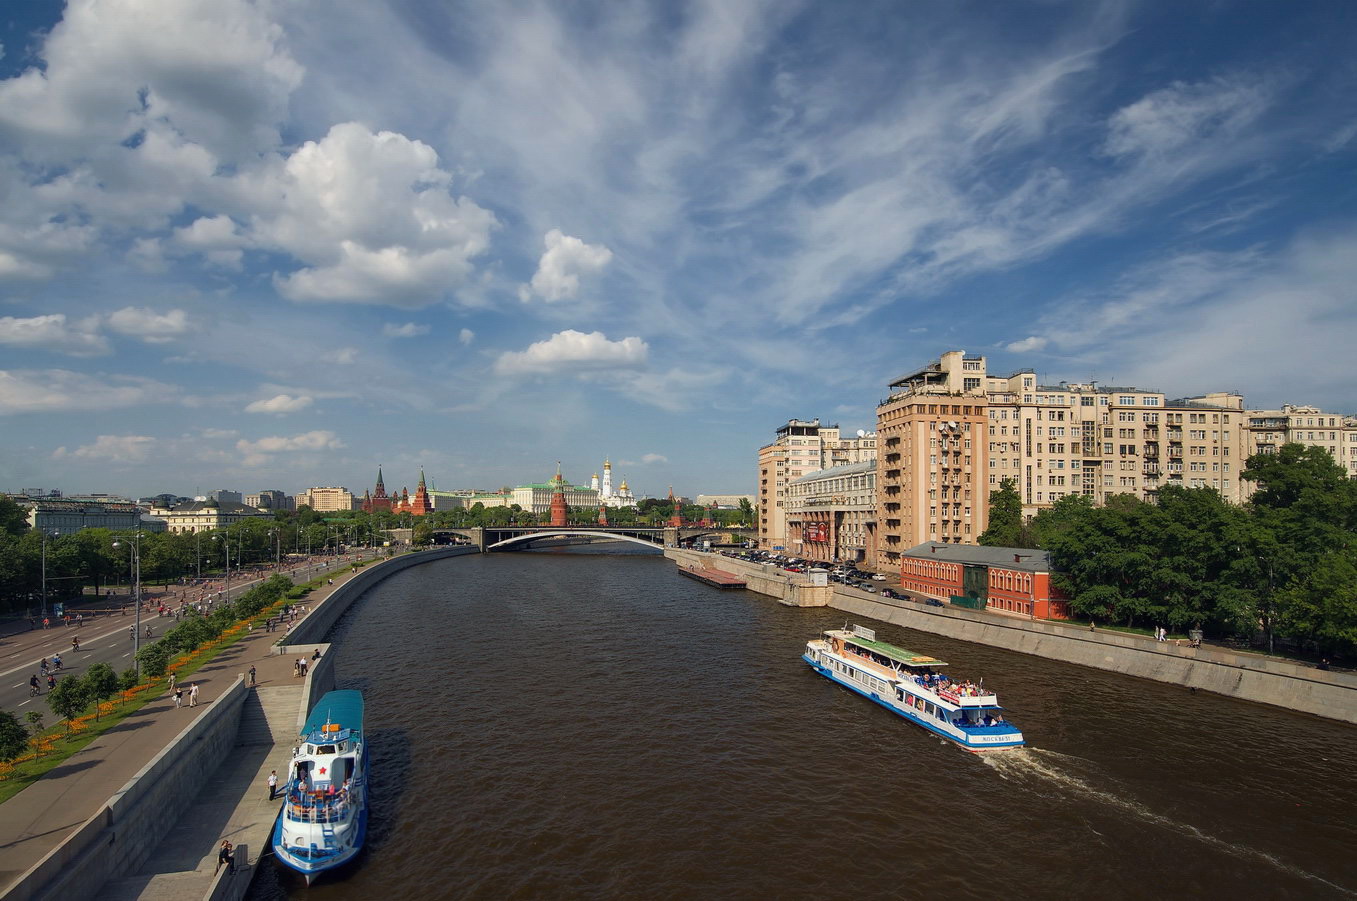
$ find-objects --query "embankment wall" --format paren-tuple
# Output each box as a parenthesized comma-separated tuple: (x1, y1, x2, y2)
(667, 549, 1357, 724)
(9, 676, 249, 901)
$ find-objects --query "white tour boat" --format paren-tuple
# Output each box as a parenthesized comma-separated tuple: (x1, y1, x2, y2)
(804, 625, 1024, 751)
(273, 689, 369, 883)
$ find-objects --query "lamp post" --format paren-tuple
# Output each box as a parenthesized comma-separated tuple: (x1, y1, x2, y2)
(195, 531, 202, 580)
(113, 532, 143, 674)
(214, 533, 231, 593)
(40, 529, 59, 617)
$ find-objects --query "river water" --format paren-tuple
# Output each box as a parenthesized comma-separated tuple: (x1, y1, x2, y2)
(248, 544, 1357, 900)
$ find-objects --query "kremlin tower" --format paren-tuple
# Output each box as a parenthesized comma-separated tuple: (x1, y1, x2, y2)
(550, 463, 569, 527)
(362, 467, 393, 513)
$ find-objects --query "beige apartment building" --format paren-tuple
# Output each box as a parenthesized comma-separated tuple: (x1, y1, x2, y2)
(758, 419, 876, 551)
(296, 486, 359, 512)
(874, 353, 990, 568)
(983, 364, 1246, 517)
(1244, 405, 1357, 477)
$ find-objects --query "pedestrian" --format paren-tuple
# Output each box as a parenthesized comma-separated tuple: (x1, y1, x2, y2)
(174, 686, 183, 708)
(300, 658, 308, 677)
(168, 671, 176, 693)
(189, 683, 199, 707)
(267, 769, 278, 800)
(216, 840, 234, 874)
(312, 648, 321, 661)
(248, 664, 256, 686)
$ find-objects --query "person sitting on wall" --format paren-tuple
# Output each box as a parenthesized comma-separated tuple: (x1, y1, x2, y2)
(216, 840, 235, 874)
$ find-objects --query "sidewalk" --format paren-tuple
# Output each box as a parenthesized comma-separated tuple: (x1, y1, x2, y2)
(0, 556, 373, 897)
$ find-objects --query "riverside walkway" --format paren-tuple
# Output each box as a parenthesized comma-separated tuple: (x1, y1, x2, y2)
(0, 554, 376, 899)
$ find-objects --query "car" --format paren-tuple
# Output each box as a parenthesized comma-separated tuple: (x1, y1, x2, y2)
(871, 573, 886, 581)
(925, 598, 945, 607)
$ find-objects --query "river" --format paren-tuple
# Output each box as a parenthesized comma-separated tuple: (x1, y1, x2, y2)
(248, 544, 1357, 900)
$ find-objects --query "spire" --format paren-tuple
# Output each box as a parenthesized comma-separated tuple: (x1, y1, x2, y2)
(376, 466, 385, 491)
(418, 469, 427, 490)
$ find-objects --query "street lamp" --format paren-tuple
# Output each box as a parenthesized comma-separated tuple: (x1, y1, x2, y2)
(195, 531, 202, 580)
(214, 533, 231, 589)
(40, 529, 59, 617)
(113, 532, 143, 674)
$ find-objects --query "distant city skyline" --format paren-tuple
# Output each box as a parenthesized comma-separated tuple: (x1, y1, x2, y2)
(2, 1, 1354, 499)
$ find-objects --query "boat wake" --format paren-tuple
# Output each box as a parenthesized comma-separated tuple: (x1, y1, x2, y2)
(981, 748, 1356, 898)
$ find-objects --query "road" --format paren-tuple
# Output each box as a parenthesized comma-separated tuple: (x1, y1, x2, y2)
(0, 553, 375, 715)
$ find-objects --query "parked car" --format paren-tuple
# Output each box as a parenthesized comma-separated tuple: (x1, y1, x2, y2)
(871, 573, 887, 581)
(925, 598, 945, 607)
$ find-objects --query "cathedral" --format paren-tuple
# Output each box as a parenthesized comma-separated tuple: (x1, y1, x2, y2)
(590, 458, 638, 508)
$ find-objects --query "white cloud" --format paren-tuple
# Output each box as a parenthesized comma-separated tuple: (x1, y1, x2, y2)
(0, 314, 108, 356)
(245, 393, 314, 414)
(106, 307, 191, 343)
(458, 328, 475, 345)
(259, 123, 498, 306)
(0, 369, 177, 414)
(519, 229, 613, 302)
(54, 434, 155, 464)
(641, 453, 669, 464)
(382, 322, 430, 338)
(1103, 76, 1270, 159)
(493, 330, 648, 376)
(1006, 336, 1048, 353)
(236, 429, 343, 466)
(333, 347, 358, 365)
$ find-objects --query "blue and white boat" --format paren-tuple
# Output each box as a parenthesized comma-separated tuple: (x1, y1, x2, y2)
(272, 689, 369, 883)
(804, 625, 1024, 751)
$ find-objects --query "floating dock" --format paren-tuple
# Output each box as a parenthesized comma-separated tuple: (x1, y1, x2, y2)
(679, 566, 747, 588)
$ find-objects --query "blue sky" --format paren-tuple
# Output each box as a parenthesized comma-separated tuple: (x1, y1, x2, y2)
(1, 0, 1354, 501)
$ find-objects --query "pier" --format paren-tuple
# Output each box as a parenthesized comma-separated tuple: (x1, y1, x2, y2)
(678, 566, 746, 588)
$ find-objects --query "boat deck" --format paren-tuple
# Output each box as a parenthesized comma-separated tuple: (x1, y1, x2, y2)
(679, 567, 747, 588)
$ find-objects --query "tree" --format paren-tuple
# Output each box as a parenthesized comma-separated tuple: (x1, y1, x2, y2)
(738, 497, 755, 525)
(47, 676, 90, 732)
(24, 711, 45, 756)
(0, 496, 29, 537)
(0, 710, 28, 764)
(978, 478, 1028, 547)
(82, 663, 119, 720)
(412, 521, 434, 546)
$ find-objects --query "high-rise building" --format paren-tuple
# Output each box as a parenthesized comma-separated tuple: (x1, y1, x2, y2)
(245, 489, 292, 511)
(757, 419, 877, 551)
(874, 352, 990, 568)
(784, 461, 876, 564)
(1243, 405, 1357, 478)
(206, 489, 243, 504)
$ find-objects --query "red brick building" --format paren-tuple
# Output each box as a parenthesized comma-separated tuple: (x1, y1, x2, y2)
(898, 543, 1071, 620)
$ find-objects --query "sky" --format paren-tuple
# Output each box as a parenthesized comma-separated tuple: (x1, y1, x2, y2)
(0, 0, 1354, 501)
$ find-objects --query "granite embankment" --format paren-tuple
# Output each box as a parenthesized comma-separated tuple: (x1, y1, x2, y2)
(666, 549, 1357, 725)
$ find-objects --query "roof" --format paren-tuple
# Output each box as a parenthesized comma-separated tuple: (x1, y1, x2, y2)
(830, 630, 948, 668)
(164, 500, 268, 515)
(789, 460, 876, 484)
(901, 542, 1055, 573)
(301, 689, 364, 738)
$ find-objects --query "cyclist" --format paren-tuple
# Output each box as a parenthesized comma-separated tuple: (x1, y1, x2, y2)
(71, 635, 80, 652)
(29, 674, 39, 696)
(52, 653, 62, 671)
(47, 673, 55, 691)
(129, 626, 136, 641)
(39, 658, 49, 676)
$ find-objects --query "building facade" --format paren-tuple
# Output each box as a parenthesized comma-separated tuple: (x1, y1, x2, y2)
(589, 458, 639, 508)
(784, 461, 876, 564)
(1243, 405, 1357, 478)
(296, 487, 359, 512)
(147, 499, 272, 533)
(509, 475, 600, 515)
(244, 490, 292, 512)
(22, 498, 145, 536)
(874, 353, 990, 568)
(758, 419, 877, 551)
(898, 543, 1071, 620)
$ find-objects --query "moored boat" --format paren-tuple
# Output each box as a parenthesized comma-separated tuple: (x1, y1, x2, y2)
(803, 625, 1024, 751)
(272, 689, 369, 883)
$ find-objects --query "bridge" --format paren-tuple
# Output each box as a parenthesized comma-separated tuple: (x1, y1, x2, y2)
(432, 525, 755, 552)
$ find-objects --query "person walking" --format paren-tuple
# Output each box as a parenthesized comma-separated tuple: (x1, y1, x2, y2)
(174, 686, 183, 708)
(267, 769, 279, 801)
(168, 671, 176, 694)
(248, 664, 256, 686)
(189, 683, 199, 707)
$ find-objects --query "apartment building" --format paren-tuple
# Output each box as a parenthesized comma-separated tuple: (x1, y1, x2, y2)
(1243, 405, 1357, 477)
(757, 419, 876, 550)
(784, 461, 876, 564)
(984, 365, 1245, 517)
(296, 486, 359, 512)
(874, 353, 990, 568)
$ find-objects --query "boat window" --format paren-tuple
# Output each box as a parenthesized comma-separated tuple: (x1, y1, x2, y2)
(306, 745, 314, 754)
(317, 745, 336, 755)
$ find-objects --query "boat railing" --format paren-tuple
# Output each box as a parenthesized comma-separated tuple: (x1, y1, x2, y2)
(936, 686, 998, 707)
(284, 786, 355, 824)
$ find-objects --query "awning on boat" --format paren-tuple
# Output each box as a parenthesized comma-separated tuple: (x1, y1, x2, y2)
(833, 631, 947, 668)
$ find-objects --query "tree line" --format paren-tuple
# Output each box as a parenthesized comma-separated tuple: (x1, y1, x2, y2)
(979, 443, 1357, 658)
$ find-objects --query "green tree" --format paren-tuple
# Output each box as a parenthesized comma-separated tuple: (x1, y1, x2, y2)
(738, 497, 755, 525)
(82, 663, 119, 720)
(0, 496, 29, 537)
(412, 521, 433, 546)
(0, 710, 28, 763)
(47, 676, 90, 733)
(978, 478, 1028, 547)
(24, 711, 45, 756)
